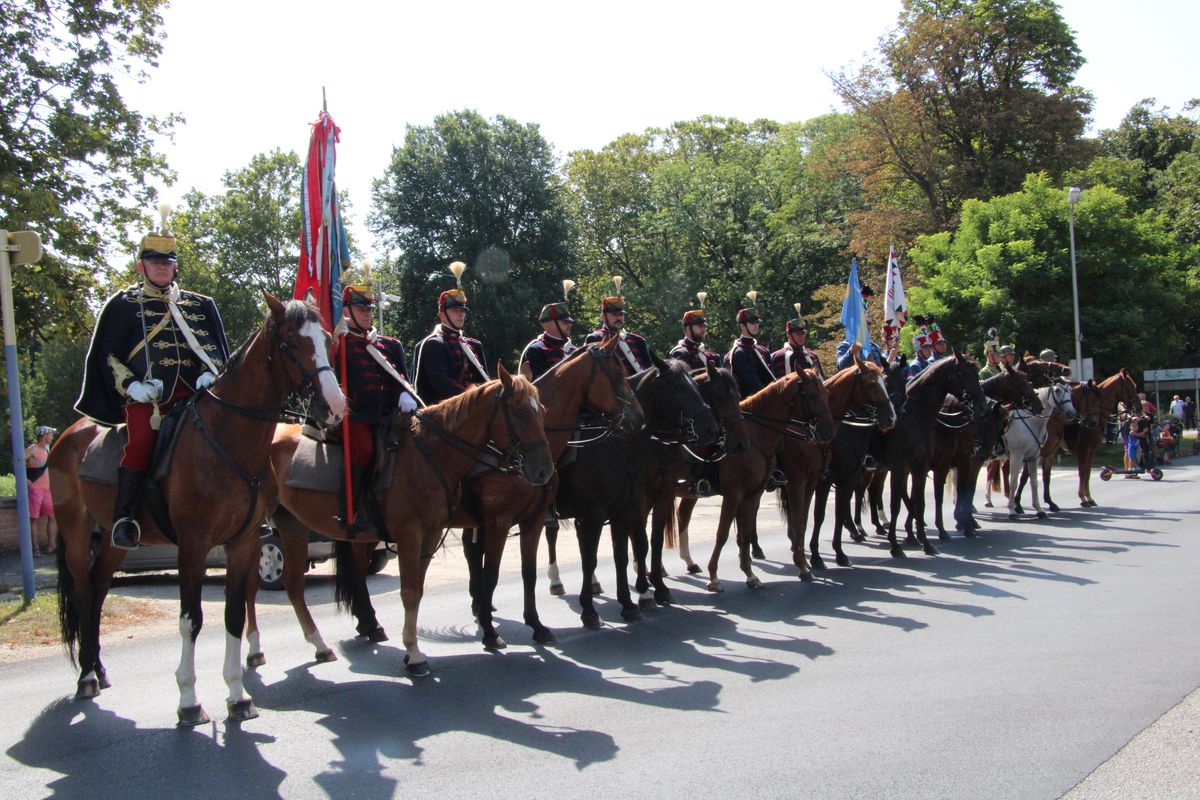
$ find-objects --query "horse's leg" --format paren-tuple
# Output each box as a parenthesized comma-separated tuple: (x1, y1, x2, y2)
(809, 480, 831, 570)
(1079, 441, 1096, 507)
(244, 548, 264, 669)
(869, 471, 888, 535)
(575, 515, 604, 629)
(1041, 452, 1059, 512)
(517, 515, 556, 643)
(1007, 455, 1022, 520)
(463, 525, 486, 617)
(784, 478, 814, 581)
(984, 460, 996, 507)
(851, 480, 867, 539)
(477, 516, 512, 651)
(911, 468, 937, 555)
(175, 551, 210, 727)
(545, 519, 565, 596)
(628, 508, 655, 610)
(933, 467, 950, 540)
(397, 531, 432, 676)
(832, 480, 853, 567)
(886, 468, 906, 558)
(221, 532, 260, 721)
(277, 515, 337, 660)
(76, 544, 125, 697)
(705, 496, 738, 592)
(611, 515, 641, 622)
(676, 497, 701, 574)
(1026, 460, 1047, 518)
(649, 495, 674, 604)
(737, 494, 765, 587)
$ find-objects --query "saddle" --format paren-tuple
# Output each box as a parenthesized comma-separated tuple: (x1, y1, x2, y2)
(285, 432, 398, 493)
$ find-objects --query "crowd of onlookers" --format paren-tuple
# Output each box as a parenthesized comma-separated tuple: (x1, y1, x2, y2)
(1112, 393, 1195, 476)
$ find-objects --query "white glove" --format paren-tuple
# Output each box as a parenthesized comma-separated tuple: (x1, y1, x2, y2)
(398, 392, 418, 412)
(333, 318, 349, 338)
(127, 380, 160, 404)
(195, 371, 217, 390)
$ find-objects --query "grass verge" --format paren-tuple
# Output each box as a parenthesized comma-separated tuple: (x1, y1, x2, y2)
(0, 593, 169, 648)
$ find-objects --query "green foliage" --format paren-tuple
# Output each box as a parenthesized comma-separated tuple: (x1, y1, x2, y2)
(369, 110, 574, 367)
(0, 0, 178, 343)
(907, 174, 1186, 376)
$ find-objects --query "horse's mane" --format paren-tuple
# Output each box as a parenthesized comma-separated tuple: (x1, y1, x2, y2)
(421, 375, 539, 435)
(743, 370, 800, 408)
(219, 299, 319, 384)
(906, 355, 958, 394)
(532, 343, 592, 386)
(827, 360, 883, 390)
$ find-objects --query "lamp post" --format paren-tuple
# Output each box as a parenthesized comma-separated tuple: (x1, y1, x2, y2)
(1067, 186, 1083, 376)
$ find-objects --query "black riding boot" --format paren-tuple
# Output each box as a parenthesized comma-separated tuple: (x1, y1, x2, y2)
(111, 468, 147, 550)
(345, 466, 377, 538)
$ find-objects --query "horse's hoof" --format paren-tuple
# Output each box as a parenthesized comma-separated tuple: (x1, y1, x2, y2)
(483, 634, 508, 651)
(532, 625, 558, 645)
(227, 699, 259, 722)
(1008, 513, 1019, 520)
(856, 526, 867, 537)
(938, 531, 951, 541)
(705, 580, 723, 592)
(810, 556, 827, 571)
(1036, 511, 1048, 519)
(923, 543, 939, 556)
(404, 656, 432, 677)
(75, 679, 100, 700)
(177, 705, 211, 727)
(549, 583, 566, 597)
(890, 547, 907, 559)
(638, 596, 657, 610)
(1014, 505, 1024, 514)
(581, 612, 602, 630)
(686, 563, 702, 575)
(1088, 500, 1098, 508)
(799, 570, 814, 583)
(654, 588, 673, 606)
(362, 626, 388, 643)
(983, 501, 993, 508)
(835, 554, 852, 568)
(963, 529, 977, 538)
(245, 652, 266, 669)
(591, 582, 604, 595)
(751, 545, 766, 560)
(315, 649, 338, 663)
(746, 576, 762, 589)
(850, 533, 866, 543)
(903, 536, 919, 547)
(1048, 502, 1060, 513)
(97, 669, 112, 690)
(621, 606, 642, 622)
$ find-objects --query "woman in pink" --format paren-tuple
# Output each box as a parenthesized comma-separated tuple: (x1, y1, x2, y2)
(24, 426, 56, 555)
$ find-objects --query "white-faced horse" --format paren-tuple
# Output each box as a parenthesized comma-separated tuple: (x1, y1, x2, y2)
(1004, 381, 1076, 520)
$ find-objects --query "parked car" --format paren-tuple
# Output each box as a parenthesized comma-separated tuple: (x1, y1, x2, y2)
(105, 526, 393, 590)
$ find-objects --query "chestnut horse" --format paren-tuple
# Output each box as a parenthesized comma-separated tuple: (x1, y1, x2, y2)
(802, 358, 898, 570)
(52, 295, 345, 725)
(675, 370, 836, 592)
(270, 365, 553, 676)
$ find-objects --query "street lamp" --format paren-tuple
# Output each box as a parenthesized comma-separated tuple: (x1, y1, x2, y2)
(378, 291, 401, 335)
(1067, 186, 1083, 377)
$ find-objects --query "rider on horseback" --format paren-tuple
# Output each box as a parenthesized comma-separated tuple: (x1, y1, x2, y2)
(835, 285, 886, 369)
(76, 221, 230, 549)
(335, 273, 418, 535)
(412, 261, 490, 403)
(726, 293, 786, 490)
(583, 276, 652, 376)
(519, 282, 577, 380)
(669, 295, 721, 371)
(771, 305, 823, 380)
(907, 318, 935, 380)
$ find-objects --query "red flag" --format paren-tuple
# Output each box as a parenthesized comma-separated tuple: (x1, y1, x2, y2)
(294, 110, 348, 331)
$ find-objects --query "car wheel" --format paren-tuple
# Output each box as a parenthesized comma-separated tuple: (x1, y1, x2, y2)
(367, 547, 390, 576)
(258, 535, 286, 591)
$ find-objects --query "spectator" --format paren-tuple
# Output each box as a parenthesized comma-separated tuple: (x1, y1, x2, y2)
(1138, 392, 1157, 419)
(1185, 396, 1196, 430)
(24, 426, 56, 555)
(1169, 394, 1185, 419)
(1126, 413, 1150, 478)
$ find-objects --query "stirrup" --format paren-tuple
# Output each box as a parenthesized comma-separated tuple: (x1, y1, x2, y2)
(862, 455, 877, 470)
(679, 478, 713, 499)
(111, 518, 141, 551)
(766, 470, 788, 490)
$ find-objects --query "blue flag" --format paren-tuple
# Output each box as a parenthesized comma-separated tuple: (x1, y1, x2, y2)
(841, 258, 870, 348)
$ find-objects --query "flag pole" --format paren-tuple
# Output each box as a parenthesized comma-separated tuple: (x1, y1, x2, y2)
(340, 334, 354, 525)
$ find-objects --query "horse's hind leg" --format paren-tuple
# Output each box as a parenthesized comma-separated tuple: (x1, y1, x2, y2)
(517, 516, 556, 644)
(221, 533, 260, 721)
(809, 480, 830, 570)
(648, 497, 674, 604)
(175, 556, 211, 727)
(706, 496, 738, 592)
(1040, 454, 1059, 512)
(545, 520, 565, 596)
(477, 518, 513, 650)
(575, 516, 604, 629)
(609, 518, 641, 622)
(677, 497, 701, 574)
(244, 550, 265, 668)
(78, 543, 125, 697)
(737, 494, 765, 587)
(278, 515, 337, 659)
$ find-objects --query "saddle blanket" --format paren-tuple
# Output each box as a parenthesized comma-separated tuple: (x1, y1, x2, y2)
(285, 436, 395, 493)
(78, 422, 183, 485)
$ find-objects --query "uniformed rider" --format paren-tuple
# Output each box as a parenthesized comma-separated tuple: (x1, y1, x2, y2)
(412, 261, 490, 404)
(725, 294, 773, 399)
(669, 297, 721, 371)
(520, 282, 577, 380)
(583, 275, 651, 376)
(76, 223, 230, 549)
(335, 277, 418, 535)
(771, 306, 823, 380)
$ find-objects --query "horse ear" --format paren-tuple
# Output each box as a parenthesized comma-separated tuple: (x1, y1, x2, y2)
(264, 291, 286, 320)
(601, 335, 619, 353)
(519, 361, 533, 381)
(706, 361, 719, 382)
(853, 351, 864, 370)
(497, 360, 514, 391)
(651, 351, 669, 373)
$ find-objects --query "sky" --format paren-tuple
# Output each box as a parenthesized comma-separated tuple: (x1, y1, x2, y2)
(123, 0, 1200, 261)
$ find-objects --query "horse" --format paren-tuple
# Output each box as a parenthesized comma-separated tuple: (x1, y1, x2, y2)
(1004, 382, 1076, 519)
(882, 352, 987, 558)
(798, 358, 897, 571)
(1022, 370, 1137, 509)
(926, 365, 1042, 538)
(554, 355, 718, 628)
(269, 364, 554, 676)
(1016, 356, 1071, 388)
(52, 294, 346, 724)
(673, 370, 836, 592)
(644, 365, 752, 602)
(850, 355, 910, 540)
(260, 338, 641, 662)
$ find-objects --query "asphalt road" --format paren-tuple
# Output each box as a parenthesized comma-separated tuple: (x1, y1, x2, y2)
(3, 462, 1198, 799)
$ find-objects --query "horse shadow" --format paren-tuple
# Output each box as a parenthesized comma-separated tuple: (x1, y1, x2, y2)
(7, 696, 286, 799)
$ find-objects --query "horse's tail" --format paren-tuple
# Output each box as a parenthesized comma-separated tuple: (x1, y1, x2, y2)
(777, 486, 791, 525)
(333, 540, 357, 613)
(56, 546, 80, 668)
(988, 462, 1001, 492)
(664, 501, 677, 550)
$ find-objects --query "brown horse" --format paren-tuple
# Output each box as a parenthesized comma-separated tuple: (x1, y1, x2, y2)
(797, 357, 897, 571)
(1023, 370, 1137, 509)
(644, 365, 752, 603)
(269, 365, 553, 675)
(675, 370, 836, 592)
(263, 338, 642, 660)
(52, 295, 345, 724)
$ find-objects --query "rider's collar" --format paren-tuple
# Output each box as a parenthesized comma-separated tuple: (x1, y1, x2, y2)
(141, 281, 180, 302)
(602, 324, 625, 339)
(542, 331, 568, 346)
(683, 336, 702, 348)
(436, 323, 461, 338)
(738, 335, 757, 345)
(348, 325, 377, 342)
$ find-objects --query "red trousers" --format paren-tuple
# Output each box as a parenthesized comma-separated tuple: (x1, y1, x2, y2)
(120, 385, 194, 469)
(346, 420, 375, 467)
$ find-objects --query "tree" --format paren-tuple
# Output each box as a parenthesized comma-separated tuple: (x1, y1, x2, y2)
(0, 0, 177, 342)
(369, 110, 573, 367)
(830, 0, 1095, 250)
(905, 174, 1186, 377)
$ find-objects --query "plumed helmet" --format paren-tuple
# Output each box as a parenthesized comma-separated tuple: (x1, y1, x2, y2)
(539, 302, 573, 323)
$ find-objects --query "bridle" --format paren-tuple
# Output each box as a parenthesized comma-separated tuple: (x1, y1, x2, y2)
(647, 368, 708, 446)
(838, 368, 892, 428)
(743, 376, 826, 442)
(415, 384, 550, 476)
(681, 373, 746, 464)
(542, 346, 639, 447)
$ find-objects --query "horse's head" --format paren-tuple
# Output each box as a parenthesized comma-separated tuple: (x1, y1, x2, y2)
(786, 369, 836, 443)
(884, 354, 909, 401)
(695, 364, 750, 456)
(1000, 362, 1043, 415)
(638, 354, 718, 445)
(1047, 380, 1077, 422)
(264, 293, 345, 425)
(855, 357, 897, 431)
(1018, 357, 1070, 388)
(1119, 369, 1142, 414)
(1075, 379, 1102, 428)
(586, 337, 643, 433)
(950, 349, 987, 417)
(490, 363, 554, 486)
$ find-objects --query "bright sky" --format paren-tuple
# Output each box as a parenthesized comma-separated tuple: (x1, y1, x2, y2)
(124, 0, 1200, 260)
